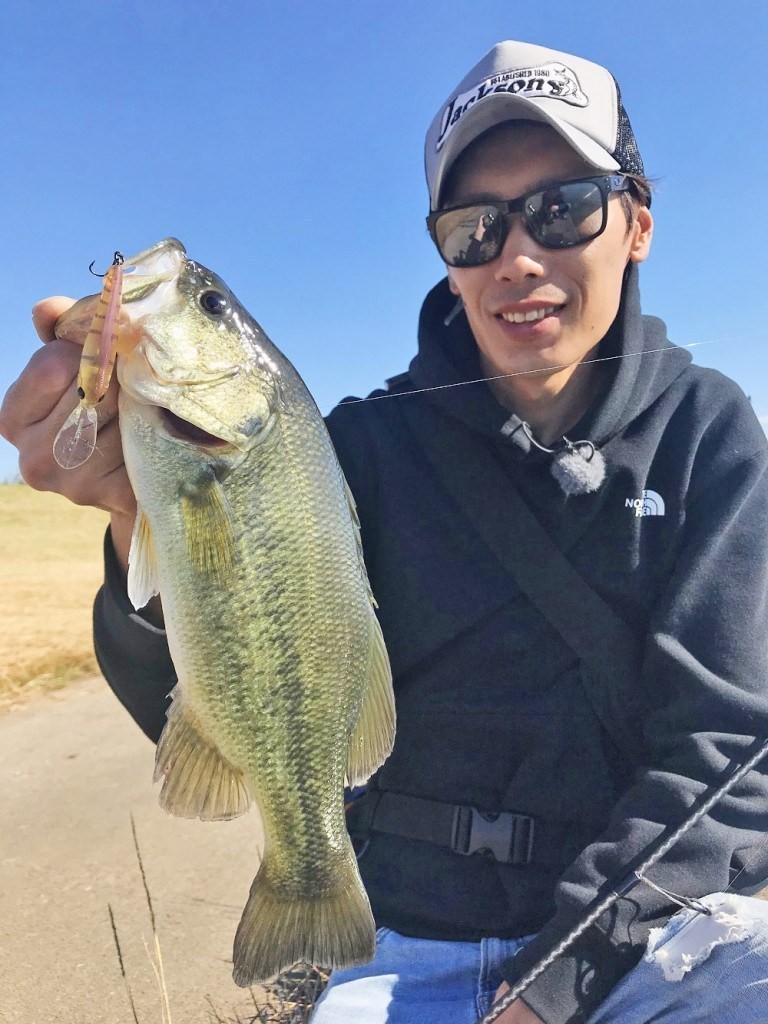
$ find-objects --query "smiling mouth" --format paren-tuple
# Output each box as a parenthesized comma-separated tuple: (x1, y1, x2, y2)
(499, 305, 562, 324)
(161, 408, 230, 447)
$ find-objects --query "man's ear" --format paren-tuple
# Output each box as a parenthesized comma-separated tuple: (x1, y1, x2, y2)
(447, 269, 461, 295)
(628, 206, 653, 264)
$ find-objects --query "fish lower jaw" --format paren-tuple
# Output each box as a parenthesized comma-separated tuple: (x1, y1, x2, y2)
(160, 407, 231, 448)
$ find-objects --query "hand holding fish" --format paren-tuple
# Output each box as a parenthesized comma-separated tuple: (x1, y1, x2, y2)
(0, 294, 138, 575)
(489, 985, 545, 1024)
(23, 238, 396, 987)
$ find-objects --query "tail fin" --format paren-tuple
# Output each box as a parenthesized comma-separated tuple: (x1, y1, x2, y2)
(232, 853, 375, 987)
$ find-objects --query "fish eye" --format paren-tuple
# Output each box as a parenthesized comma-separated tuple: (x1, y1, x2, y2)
(200, 290, 229, 316)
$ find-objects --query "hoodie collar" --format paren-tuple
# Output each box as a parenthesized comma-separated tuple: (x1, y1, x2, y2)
(408, 263, 692, 451)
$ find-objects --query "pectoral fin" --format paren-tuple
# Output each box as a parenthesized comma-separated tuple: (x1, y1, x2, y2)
(154, 685, 253, 821)
(127, 506, 160, 610)
(346, 616, 396, 787)
(180, 476, 236, 583)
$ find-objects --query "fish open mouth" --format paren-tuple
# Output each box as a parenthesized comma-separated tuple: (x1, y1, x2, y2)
(161, 408, 230, 448)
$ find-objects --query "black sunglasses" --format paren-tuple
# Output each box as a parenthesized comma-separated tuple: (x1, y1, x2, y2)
(426, 174, 631, 267)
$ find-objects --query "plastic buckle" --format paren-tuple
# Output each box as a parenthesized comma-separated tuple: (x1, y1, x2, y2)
(450, 806, 535, 864)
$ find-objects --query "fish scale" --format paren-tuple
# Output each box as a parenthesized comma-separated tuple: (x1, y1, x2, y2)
(55, 237, 396, 985)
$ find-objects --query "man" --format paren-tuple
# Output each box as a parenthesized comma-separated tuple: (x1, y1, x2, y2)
(3, 40, 768, 1024)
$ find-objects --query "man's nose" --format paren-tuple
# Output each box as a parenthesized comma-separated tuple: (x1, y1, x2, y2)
(493, 217, 545, 283)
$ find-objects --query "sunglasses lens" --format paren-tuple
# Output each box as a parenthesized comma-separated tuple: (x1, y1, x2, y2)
(431, 178, 618, 265)
(433, 204, 505, 266)
(525, 181, 605, 248)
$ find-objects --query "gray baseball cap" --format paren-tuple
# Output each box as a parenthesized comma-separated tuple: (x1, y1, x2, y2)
(425, 40, 645, 210)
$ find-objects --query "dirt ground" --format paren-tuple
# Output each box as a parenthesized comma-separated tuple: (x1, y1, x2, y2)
(0, 485, 108, 707)
(0, 675, 264, 1024)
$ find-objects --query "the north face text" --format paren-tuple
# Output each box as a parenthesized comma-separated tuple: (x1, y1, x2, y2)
(625, 490, 666, 517)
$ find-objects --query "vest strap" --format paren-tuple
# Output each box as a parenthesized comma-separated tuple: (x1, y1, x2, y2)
(348, 790, 584, 867)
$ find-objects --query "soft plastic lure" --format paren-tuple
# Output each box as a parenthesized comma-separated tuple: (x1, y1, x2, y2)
(53, 252, 124, 469)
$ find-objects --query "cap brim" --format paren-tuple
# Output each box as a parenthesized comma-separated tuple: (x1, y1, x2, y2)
(431, 93, 620, 209)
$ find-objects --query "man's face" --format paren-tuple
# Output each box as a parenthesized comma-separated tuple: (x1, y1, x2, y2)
(443, 123, 653, 386)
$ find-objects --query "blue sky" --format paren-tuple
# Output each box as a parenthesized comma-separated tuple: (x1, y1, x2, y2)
(2, 0, 767, 480)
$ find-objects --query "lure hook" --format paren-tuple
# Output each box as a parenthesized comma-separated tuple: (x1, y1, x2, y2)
(89, 251, 125, 277)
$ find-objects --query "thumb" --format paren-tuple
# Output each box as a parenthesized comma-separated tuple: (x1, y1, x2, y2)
(32, 296, 77, 344)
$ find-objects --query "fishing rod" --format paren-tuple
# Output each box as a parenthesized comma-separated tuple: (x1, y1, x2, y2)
(478, 735, 768, 1024)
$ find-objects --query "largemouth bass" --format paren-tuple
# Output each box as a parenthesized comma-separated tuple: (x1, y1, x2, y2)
(56, 238, 395, 985)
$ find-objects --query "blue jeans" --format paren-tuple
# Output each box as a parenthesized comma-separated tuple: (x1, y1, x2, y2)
(309, 894, 768, 1023)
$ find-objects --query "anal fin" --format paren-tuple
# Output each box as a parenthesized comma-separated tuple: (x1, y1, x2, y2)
(154, 686, 252, 821)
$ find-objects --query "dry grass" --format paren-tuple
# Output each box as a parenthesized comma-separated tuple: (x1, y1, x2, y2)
(114, 815, 328, 1024)
(1, 484, 334, 1021)
(208, 966, 330, 1024)
(0, 483, 109, 709)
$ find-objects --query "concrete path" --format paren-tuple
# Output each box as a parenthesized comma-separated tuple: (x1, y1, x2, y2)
(0, 676, 264, 1024)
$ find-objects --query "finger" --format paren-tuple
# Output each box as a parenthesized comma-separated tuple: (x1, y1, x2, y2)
(15, 353, 119, 458)
(0, 341, 81, 440)
(7, 348, 119, 478)
(32, 296, 77, 343)
(61, 420, 136, 517)
(17, 400, 130, 516)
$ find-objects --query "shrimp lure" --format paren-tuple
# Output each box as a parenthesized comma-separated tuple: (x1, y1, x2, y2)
(53, 251, 125, 469)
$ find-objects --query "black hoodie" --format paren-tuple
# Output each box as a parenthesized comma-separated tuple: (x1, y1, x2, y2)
(94, 265, 768, 1024)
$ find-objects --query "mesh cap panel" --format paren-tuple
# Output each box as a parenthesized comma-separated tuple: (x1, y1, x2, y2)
(611, 78, 645, 176)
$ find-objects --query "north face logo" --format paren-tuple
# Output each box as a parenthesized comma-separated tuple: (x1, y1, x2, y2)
(436, 62, 589, 151)
(625, 490, 666, 518)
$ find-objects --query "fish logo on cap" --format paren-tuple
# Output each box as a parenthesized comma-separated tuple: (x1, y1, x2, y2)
(436, 62, 589, 151)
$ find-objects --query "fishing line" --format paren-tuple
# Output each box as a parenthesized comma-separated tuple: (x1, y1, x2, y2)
(719, 807, 768, 898)
(478, 735, 768, 1024)
(342, 316, 768, 1017)
(340, 333, 764, 405)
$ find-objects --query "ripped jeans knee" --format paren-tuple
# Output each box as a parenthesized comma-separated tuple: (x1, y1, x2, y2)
(644, 893, 757, 982)
(587, 894, 768, 1023)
